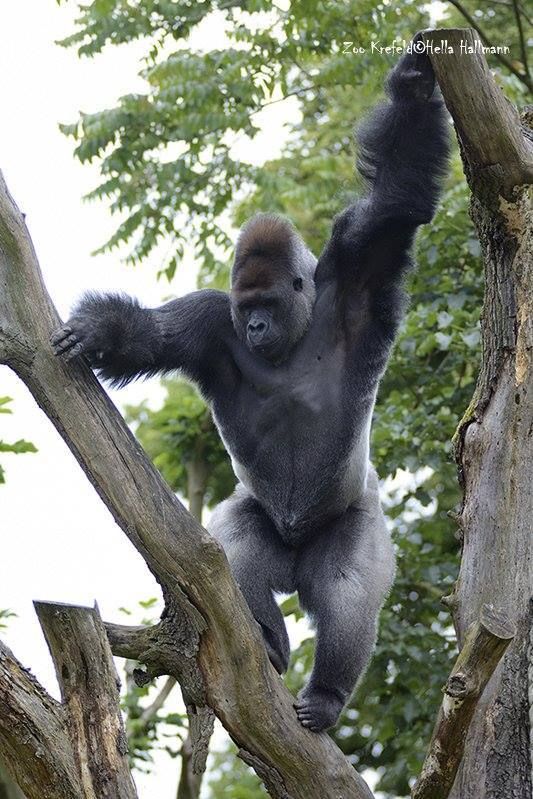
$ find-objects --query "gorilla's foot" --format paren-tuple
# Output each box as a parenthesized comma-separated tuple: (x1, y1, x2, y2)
(294, 685, 344, 732)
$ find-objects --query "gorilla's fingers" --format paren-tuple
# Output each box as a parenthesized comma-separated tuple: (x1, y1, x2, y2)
(51, 329, 80, 355)
(64, 341, 86, 361)
(50, 325, 72, 346)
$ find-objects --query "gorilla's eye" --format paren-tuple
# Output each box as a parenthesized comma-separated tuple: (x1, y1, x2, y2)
(293, 277, 303, 292)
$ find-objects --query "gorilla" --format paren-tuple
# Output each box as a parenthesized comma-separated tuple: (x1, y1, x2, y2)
(52, 43, 449, 732)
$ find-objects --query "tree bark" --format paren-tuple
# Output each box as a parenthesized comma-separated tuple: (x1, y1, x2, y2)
(418, 28, 533, 799)
(0, 762, 26, 799)
(0, 603, 136, 799)
(0, 171, 372, 797)
(34, 602, 137, 799)
(412, 605, 515, 799)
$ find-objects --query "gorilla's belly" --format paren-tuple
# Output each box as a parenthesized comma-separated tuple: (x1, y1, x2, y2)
(214, 385, 371, 545)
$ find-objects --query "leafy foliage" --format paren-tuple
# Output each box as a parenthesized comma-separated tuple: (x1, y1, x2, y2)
(59, 0, 429, 278)
(0, 609, 16, 632)
(0, 397, 37, 484)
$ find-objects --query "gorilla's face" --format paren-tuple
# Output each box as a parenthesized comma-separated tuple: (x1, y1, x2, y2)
(231, 267, 315, 363)
(230, 213, 317, 363)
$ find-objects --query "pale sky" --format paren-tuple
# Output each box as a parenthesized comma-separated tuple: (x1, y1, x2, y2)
(0, 2, 301, 795)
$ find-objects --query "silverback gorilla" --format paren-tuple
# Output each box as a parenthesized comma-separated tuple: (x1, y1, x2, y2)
(52, 40, 449, 732)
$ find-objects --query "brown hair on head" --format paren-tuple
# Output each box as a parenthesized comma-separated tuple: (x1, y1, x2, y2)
(232, 213, 298, 283)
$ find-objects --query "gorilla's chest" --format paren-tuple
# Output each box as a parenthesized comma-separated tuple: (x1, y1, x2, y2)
(212, 339, 372, 534)
(233, 343, 345, 434)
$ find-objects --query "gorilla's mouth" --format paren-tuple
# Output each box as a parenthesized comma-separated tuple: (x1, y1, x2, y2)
(249, 335, 284, 361)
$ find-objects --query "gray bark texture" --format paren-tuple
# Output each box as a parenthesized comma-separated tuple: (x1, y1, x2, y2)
(0, 604, 135, 799)
(417, 28, 533, 799)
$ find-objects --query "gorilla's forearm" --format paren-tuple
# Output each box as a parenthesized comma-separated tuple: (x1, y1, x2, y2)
(316, 45, 450, 288)
(51, 292, 163, 387)
(52, 290, 233, 390)
(358, 57, 450, 226)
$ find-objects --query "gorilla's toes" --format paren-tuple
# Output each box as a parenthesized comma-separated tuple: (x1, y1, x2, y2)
(294, 686, 343, 732)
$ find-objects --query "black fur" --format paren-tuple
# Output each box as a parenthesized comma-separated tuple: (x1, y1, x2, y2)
(52, 45, 450, 732)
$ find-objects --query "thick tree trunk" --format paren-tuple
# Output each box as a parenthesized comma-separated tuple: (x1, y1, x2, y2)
(414, 29, 533, 799)
(450, 157, 532, 799)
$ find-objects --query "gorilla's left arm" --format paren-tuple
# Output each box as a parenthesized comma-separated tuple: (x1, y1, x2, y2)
(315, 43, 450, 341)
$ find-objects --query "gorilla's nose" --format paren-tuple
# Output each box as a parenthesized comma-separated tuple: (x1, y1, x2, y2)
(248, 319, 267, 334)
(247, 313, 270, 343)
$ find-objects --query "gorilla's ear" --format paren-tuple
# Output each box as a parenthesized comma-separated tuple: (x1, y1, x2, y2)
(232, 213, 316, 283)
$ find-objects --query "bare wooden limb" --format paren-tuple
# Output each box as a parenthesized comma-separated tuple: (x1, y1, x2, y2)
(0, 169, 373, 799)
(423, 28, 533, 192)
(34, 602, 137, 799)
(444, 3, 532, 91)
(104, 622, 163, 662)
(0, 640, 80, 799)
(412, 605, 516, 799)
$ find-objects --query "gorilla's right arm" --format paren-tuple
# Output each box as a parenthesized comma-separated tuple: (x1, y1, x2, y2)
(51, 289, 233, 394)
(315, 42, 450, 306)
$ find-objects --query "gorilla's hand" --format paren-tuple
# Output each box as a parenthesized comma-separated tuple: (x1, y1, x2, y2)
(51, 315, 106, 363)
(386, 32, 437, 103)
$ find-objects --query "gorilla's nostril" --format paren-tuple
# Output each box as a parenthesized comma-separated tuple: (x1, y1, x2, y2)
(248, 320, 267, 334)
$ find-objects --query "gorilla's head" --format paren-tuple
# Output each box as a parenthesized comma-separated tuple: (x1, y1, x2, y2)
(231, 214, 316, 363)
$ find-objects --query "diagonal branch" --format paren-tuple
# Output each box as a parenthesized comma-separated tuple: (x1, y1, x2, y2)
(411, 605, 515, 799)
(139, 676, 177, 728)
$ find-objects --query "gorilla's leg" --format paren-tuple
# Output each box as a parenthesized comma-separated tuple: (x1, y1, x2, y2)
(294, 471, 395, 731)
(209, 484, 296, 673)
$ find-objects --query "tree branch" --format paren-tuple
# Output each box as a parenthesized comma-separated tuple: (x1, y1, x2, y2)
(423, 29, 533, 193)
(412, 605, 515, 799)
(445, 1, 532, 92)
(139, 676, 177, 728)
(0, 171, 373, 799)
(34, 601, 137, 799)
(0, 640, 80, 799)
